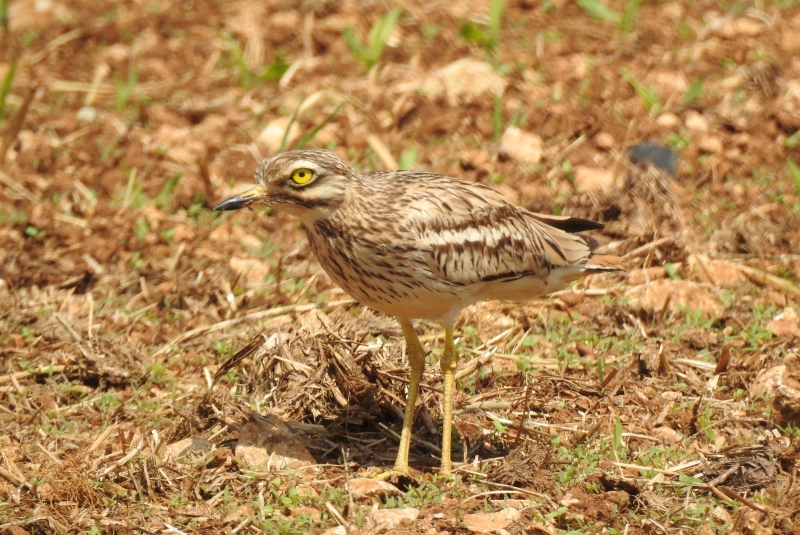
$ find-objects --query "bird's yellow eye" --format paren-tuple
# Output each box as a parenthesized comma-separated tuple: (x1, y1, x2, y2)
(291, 168, 315, 185)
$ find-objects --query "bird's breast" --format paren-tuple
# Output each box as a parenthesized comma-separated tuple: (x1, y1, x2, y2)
(306, 222, 466, 321)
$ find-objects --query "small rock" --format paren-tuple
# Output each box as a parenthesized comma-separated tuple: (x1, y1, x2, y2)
(101, 43, 131, 63)
(648, 70, 689, 95)
(574, 166, 616, 194)
(750, 365, 786, 399)
(625, 279, 725, 318)
(499, 127, 543, 165)
(422, 58, 506, 103)
(463, 508, 521, 534)
(320, 527, 347, 535)
(290, 506, 320, 521)
(685, 111, 710, 131)
(708, 15, 764, 38)
(781, 30, 800, 53)
(656, 112, 681, 128)
(295, 484, 318, 498)
(767, 307, 799, 338)
(710, 505, 732, 525)
(626, 266, 667, 286)
(161, 438, 214, 462)
(755, 290, 788, 308)
(749, 361, 800, 427)
(594, 131, 615, 150)
(235, 414, 316, 471)
(728, 17, 764, 37)
(696, 525, 715, 535)
(345, 478, 402, 502)
(652, 426, 683, 444)
(627, 140, 679, 177)
(660, 3, 684, 20)
(368, 508, 419, 533)
(76, 106, 100, 123)
(560, 493, 580, 507)
(687, 255, 746, 287)
(720, 73, 745, 90)
(698, 134, 723, 154)
(229, 256, 271, 282)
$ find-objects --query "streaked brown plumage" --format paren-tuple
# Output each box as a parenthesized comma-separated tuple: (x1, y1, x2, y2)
(215, 149, 621, 475)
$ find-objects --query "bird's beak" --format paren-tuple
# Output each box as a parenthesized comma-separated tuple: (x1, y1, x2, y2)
(214, 185, 268, 211)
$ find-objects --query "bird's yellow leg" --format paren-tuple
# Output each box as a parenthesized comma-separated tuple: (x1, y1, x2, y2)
(439, 323, 457, 476)
(392, 318, 425, 474)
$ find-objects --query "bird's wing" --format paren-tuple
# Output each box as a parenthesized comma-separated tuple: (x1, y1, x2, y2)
(390, 175, 598, 286)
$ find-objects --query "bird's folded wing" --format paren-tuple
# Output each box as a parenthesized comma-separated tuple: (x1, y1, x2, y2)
(397, 179, 598, 285)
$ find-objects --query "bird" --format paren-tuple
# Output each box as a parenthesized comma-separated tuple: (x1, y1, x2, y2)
(214, 149, 621, 476)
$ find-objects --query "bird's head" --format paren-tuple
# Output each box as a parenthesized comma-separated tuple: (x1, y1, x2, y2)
(214, 149, 355, 223)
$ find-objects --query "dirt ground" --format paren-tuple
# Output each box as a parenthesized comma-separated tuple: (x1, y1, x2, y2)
(2, 0, 800, 533)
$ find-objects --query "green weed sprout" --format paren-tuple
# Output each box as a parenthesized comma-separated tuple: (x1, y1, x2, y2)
(787, 157, 800, 198)
(577, 0, 643, 36)
(0, 57, 18, 120)
(620, 68, 662, 115)
(342, 7, 402, 72)
(459, 0, 507, 57)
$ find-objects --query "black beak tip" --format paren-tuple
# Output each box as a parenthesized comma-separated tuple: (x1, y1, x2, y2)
(213, 197, 244, 212)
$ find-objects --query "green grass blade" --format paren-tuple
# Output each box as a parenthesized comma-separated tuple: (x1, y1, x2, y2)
(223, 32, 256, 88)
(492, 94, 503, 143)
(293, 103, 343, 150)
(577, 0, 621, 24)
(788, 157, 800, 198)
(0, 0, 9, 29)
(620, 0, 643, 35)
(613, 418, 623, 453)
(155, 173, 183, 212)
(342, 27, 367, 66)
(277, 110, 299, 154)
(366, 7, 402, 69)
(620, 68, 661, 114)
(459, 22, 488, 47)
(397, 148, 417, 171)
(487, 0, 507, 52)
(682, 77, 703, 106)
(260, 56, 290, 82)
(343, 7, 401, 72)
(0, 57, 19, 120)
(113, 68, 138, 111)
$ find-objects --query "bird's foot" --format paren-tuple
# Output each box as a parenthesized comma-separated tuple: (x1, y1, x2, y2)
(369, 469, 403, 481)
(366, 466, 417, 487)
